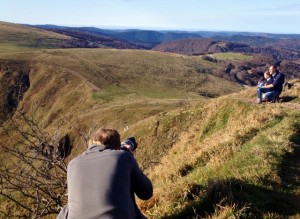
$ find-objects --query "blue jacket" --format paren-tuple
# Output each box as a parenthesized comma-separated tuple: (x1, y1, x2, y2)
(272, 72, 285, 93)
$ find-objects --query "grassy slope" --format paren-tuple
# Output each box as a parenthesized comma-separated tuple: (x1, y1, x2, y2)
(131, 82, 300, 218)
(0, 47, 242, 158)
(0, 21, 69, 52)
(212, 52, 254, 61)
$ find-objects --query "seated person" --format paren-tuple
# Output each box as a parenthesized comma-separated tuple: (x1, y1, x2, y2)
(257, 65, 285, 103)
(259, 71, 273, 100)
(258, 71, 273, 88)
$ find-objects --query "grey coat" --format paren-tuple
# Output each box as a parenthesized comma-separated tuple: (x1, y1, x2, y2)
(57, 145, 153, 219)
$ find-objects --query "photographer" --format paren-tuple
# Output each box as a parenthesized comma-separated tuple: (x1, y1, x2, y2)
(57, 128, 153, 219)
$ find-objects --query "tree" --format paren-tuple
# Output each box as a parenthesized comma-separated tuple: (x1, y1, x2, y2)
(0, 111, 72, 218)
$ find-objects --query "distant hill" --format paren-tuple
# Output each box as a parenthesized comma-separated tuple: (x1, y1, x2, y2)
(34, 25, 203, 49)
(195, 30, 300, 39)
(212, 35, 300, 51)
(103, 29, 203, 47)
(153, 38, 300, 60)
(207, 53, 300, 86)
(152, 38, 217, 55)
(0, 21, 69, 51)
(45, 28, 146, 49)
(32, 24, 300, 51)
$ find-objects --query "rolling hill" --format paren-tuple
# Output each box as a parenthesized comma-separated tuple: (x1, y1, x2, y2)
(212, 35, 300, 51)
(0, 48, 243, 130)
(153, 38, 300, 86)
(34, 25, 204, 49)
(0, 22, 300, 218)
(0, 21, 70, 52)
(153, 38, 300, 60)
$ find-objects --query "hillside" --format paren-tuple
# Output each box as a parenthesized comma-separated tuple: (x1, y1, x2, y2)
(153, 38, 217, 55)
(0, 48, 242, 142)
(35, 25, 204, 49)
(0, 21, 70, 52)
(43, 28, 147, 49)
(1, 70, 299, 218)
(202, 53, 300, 86)
(153, 38, 300, 86)
(153, 38, 300, 60)
(212, 35, 300, 51)
(128, 80, 300, 218)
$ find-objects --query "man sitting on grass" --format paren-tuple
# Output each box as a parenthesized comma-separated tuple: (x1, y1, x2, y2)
(257, 65, 285, 103)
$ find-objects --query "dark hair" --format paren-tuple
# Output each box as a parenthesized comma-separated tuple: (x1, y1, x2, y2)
(264, 71, 271, 77)
(90, 128, 121, 149)
(270, 65, 279, 73)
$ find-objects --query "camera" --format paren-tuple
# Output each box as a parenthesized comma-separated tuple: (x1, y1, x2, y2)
(121, 137, 138, 152)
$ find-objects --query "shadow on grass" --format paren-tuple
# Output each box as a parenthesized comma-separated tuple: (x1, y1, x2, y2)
(278, 121, 300, 212)
(280, 95, 298, 102)
(161, 178, 300, 219)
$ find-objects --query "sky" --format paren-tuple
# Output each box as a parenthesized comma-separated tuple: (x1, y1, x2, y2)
(1, 0, 300, 34)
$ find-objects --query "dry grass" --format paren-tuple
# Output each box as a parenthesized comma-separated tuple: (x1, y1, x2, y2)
(0, 21, 69, 52)
(0, 48, 243, 154)
(136, 90, 300, 218)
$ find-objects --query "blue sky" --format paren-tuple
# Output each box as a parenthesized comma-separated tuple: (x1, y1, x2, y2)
(1, 0, 300, 34)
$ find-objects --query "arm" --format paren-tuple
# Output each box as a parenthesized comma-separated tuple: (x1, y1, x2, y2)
(262, 84, 273, 88)
(131, 158, 153, 200)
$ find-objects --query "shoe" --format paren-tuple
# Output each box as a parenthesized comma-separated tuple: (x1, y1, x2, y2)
(256, 98, 262, 104)
(271, 96, 279, 103)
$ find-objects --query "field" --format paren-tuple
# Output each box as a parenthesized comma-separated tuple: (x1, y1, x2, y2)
(211, 53, 254, 61)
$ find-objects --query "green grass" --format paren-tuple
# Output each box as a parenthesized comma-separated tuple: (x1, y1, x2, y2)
(92, 85, 195, 101)
(200, 101, 232, 140)
(92, 86, 135, 101)
(212, 52, 254, 61)
(0, 43, 36, 53)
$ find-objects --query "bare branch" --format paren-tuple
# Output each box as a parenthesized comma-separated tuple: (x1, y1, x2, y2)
(0, 110, 71, 217)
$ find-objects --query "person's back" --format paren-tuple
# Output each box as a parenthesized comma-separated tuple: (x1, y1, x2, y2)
(68, 147, 140, 219)
(58, 129, 153, 219)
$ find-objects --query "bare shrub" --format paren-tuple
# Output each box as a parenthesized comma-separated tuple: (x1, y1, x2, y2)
(0, 111, 70, 218)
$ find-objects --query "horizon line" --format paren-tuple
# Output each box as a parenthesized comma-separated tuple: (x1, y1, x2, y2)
(3, 20, 300, 35)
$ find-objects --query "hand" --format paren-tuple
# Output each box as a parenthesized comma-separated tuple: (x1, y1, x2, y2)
(122, 144, 134, 154)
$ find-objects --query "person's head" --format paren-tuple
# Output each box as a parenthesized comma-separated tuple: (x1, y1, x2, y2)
(269, 65, 278, 75)
(89, 128, 121, 149)
(264, 71, 271, 79)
